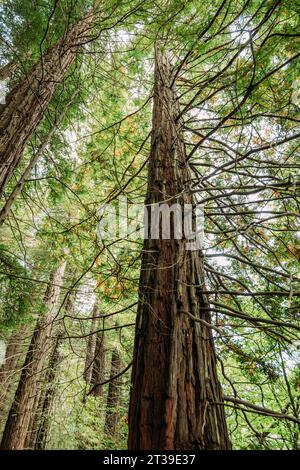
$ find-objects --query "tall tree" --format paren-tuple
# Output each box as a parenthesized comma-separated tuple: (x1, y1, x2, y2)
(83, 304, 98, 384)
(105, 348, 123, 437)
(0, 324, 31, 427)
(0, 258, 67, 450)
(83, 303, 106, 397)
(31, 291, 76, 449)
(128, 46, 231, 450)
(33, 332, 63, 450)
(90, 328, 106, 397)
(0, 9, 95, 195)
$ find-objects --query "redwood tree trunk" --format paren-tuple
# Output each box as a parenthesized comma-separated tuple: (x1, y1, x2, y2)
(0, 325, 28, 407)
(83, 305, 106, 396)
(0, 10, 94, 195)
(90, 328, 106, 397)
(29, 293, 75, 449)
(0, 259, 67, 450)
(0, 324, 31, 428)
(127, 47, 231, 450)
(0, 89, 78, 226)
(105, 348, 122, 437)
(83, 305, 98, 384)
(0, 61, 18, 81)
(34, 333, 63, 450)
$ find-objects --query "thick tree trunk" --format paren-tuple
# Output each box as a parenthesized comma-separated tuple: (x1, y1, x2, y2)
(105, 348, 122, 437)
(127, 47, 231, 450)
(0, 10, 94, 195)
(0, 61, 18, 81)
(0, 259, 67, 450)
(0, 89, 78, 226)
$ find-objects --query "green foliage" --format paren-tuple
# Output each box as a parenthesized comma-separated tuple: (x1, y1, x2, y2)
(0, 244, 33, 332)
(0, 0, 299, 451)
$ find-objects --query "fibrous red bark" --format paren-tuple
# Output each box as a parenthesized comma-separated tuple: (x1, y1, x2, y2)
(127, 47, 231, 450)
(0, 10, 94, 195)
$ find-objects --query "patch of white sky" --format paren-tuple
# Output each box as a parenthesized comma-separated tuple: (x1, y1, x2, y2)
(74, 279, 96, 318)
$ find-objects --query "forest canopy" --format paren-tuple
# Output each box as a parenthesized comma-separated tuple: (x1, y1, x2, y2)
(0, 0, 299, 451)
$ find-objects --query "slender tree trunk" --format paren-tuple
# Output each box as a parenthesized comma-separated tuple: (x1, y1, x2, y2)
(33, 332, 63, 450)
(83, 304, 98, 384)
(0, 259, 67, 450)
(0, 326, 28, 406)
(0, 10, 95, 195)
(90, 329, 106, 397)
(27, 292, 75, 449)
(0, 324, 31, 427)
(105, 348, 122, 437)
(83, 307, 106, 396)
(127, 47, 231, 450)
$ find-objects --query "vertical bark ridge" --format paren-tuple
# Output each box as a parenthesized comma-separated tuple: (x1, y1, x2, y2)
(34, 332, 63, 450)
(90, 327, 106, 397)
(105, 348, 123, 437)
(128, 46, 231, 450)
(0, 324, 31, 430)
(0, 259, 67, 450)
(83, 304, 98, 385)
(0, 10, 95, 194)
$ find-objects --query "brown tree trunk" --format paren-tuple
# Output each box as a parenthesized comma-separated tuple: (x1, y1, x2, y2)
(83, 304, 98, 384)
(33, 332, 63, 450)
(0, 61, 18, 81)
(0, 10, 94, 195)
(0, 259, 67, 450)
(127, 47, 231, 450)
(105, 348, 122, 437)
(0, 324, 31, 428)
(0, 89, 78, 226)
(27, 292, 75, 449)
(83, 306, 106, 397)
(90, 329, 106, 397)
(0, 325, 28, 406)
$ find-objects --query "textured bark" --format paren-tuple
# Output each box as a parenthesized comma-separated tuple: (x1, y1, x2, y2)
(0, 89, 78, 226)
(90, 329, 106, 397)
(33, 333, 63, 450)
(83, 304, 98, 384)
(27, 293, 75, 449)
(105, 348, 122, 437)
(0, 61, 18, 81)
(0, 10, 94, 195)
(0, 259, 67, 450)
(127, 47, 231, 450)
(0, 324, 31, 426)
(0, 326, 28, 405)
